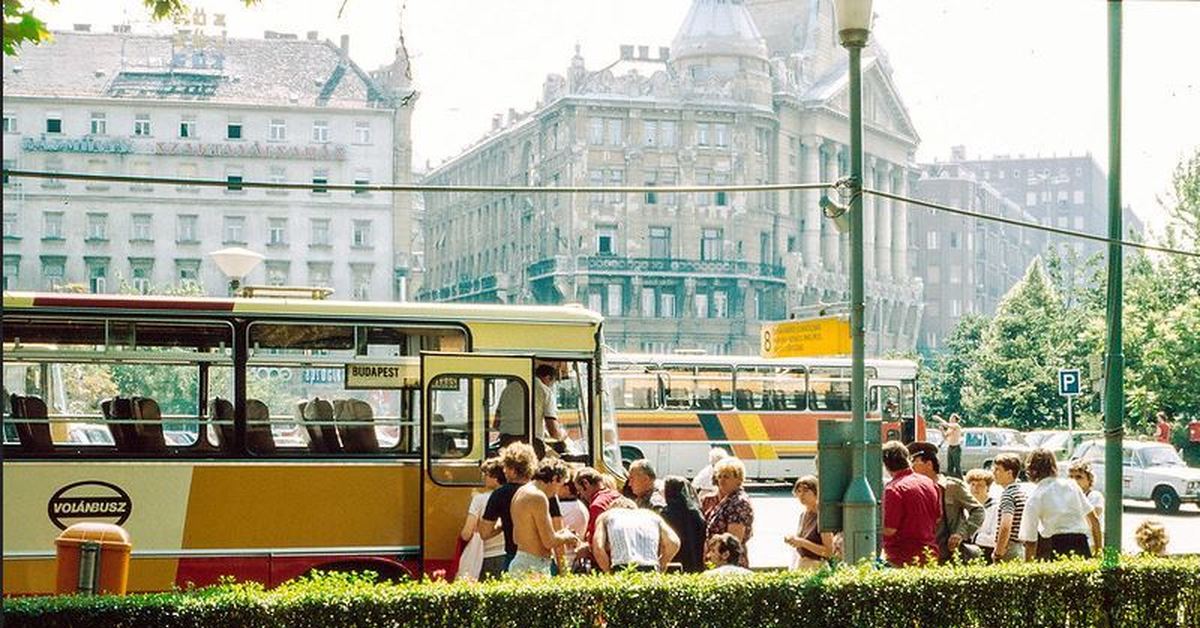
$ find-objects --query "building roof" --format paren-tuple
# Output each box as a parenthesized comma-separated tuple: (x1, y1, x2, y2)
(3, 31, 392, 109)
(672, 0, 769, 62)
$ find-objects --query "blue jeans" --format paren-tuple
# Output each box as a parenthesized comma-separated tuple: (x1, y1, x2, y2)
(507, 550, 553, 577)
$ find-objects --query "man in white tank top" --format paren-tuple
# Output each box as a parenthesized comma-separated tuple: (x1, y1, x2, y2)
(591, 497, 679, 573)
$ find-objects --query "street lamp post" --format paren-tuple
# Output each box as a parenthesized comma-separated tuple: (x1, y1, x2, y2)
(208, 247, 265, 296)
(834, 0, 877, 564)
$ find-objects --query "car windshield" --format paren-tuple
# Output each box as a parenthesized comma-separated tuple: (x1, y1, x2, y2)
(1139, 446, 1185, 467)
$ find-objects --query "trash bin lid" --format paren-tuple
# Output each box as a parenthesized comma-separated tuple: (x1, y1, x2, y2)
(55, 522, 132, 548)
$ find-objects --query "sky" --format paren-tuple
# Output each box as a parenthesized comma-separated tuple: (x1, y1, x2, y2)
(32, 0, 1200, 234)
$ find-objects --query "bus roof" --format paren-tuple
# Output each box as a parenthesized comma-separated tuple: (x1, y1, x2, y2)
(2, 291, 603, 327)
(607, 352, 918, 377)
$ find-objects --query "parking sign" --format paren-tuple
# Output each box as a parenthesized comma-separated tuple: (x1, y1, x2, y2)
(1058, 369, 1081, 396)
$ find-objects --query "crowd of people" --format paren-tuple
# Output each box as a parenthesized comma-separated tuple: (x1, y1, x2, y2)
(455, 438, 1173, 580)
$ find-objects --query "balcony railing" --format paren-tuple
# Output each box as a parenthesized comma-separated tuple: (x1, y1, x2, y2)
(582, 256, 786, 279)
(417, 274, 500, 302)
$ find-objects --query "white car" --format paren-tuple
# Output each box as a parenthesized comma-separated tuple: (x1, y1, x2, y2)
(1069, 439, 1200, 514)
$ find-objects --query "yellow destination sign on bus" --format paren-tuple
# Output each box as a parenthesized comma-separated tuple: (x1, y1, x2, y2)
(760, 318, 851, 358)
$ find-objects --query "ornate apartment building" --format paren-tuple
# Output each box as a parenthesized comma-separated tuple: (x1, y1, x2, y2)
(1, 25, 415, 300)
(419, 0, 924, 354)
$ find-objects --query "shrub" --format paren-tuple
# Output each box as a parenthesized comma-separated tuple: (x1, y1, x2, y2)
(4, 556, 1197, 628)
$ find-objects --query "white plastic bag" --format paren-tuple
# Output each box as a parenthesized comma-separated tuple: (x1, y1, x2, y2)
(456, 533, 485, 582)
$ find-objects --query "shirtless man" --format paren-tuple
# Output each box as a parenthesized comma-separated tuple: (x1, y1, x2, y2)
(508, 457, 578, 577)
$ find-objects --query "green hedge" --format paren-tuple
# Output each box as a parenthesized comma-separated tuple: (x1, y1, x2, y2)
(5, 556, 1198, 628)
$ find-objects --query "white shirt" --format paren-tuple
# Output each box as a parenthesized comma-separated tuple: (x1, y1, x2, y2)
(559, 497, 589, 562)
(1085, 490, 1103, 549)
(973, 484, 1003, 548)
(497, 378, 557, 438)
(468, 491, 506, 558)
(692, 465, 715, 492)
(1018, 478, 1093, 543)
(704, 564, 752, 577)
(604, 509, 661, 568)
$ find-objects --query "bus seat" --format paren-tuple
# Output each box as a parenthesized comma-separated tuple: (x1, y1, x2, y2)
(10, 394, 54, 453)
(102, 397, 140, 453)
(132, 397, 167, 454)
(302, 397, 339, 453)
(336, 398, 379, 454)
(210, 398, 237, 452)
(734, 390, 752, 410)
(245, 399, 277, 455)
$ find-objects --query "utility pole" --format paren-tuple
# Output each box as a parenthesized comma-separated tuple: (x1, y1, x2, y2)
(1102, 0, 1124, 567)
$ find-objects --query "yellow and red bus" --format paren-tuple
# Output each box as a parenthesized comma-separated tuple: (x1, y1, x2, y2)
(2, 291, 622, 595)
(606, 353, 924, 481)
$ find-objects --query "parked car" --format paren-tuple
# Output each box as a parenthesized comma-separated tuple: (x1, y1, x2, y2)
(1026, 429, 1102, 460)
(1069, 439, 1200, 514)
(938, 427, 1032, 472)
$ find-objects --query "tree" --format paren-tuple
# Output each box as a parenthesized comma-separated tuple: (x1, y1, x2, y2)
(964, 259, 1069, 430)
(920, 314, 986, 421)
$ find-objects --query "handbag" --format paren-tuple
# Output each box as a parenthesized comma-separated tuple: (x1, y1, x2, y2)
(570, 551, 595, 574)
(456, 534, 485, 582)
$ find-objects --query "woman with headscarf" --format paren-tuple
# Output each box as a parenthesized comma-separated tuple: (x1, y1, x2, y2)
(661, 475, 707, 572)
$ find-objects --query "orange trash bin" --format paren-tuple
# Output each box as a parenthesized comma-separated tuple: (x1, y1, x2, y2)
(55, 522, 132, 595)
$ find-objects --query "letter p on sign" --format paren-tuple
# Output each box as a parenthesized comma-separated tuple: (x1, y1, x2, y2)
(1058, 369, 1081, 396)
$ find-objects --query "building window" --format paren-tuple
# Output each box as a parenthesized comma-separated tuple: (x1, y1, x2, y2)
(312, 120, 329, 143)
(949, 265, 962, 284)
(129, 259, 153, 294)
(695, 292, 709, 318)
(1073, 190, 1085, 204)
(268, 165, 287, 194)
(43, 212, 64, 239)
(2, 256, 18, 290)
(310, 218, 331, 247)
(715, 123, 730, 148)
(641, 287, 656, 317)
(269, 119, 286, 141)
(312, 169, 328, 194)
(926, 231, 939, 250)
(927, 265, 940, 284)
(2, 112, 15, 134)
(176, 259, 201, 286)
(134, 113, 152, 136)
(308, 262, 332, 287)
(351, 264, 373, 300)
(712, 291, 729, 318)
(606, 284, 623, 316)
(588, 118, 604, 145)
(177, 214, 198, 243)
(179, 115, 196, 138)
(226, 167, 243, 191)
(265, 261, 289, 286)
(223, 216, 246, 244)
(268, 218, 288, 246)
(660, 292, 676, 318)
(89, 113, 107, 135)
(131, 214, 152, 241)
(606, 118, 623, 145)
(607, 169, 624, 203)
(643, 120, 657, 147)
(644, 171, 657, 204)
(701, 228, 723, 261)
(41, 257, 65, 290)
(696, 122, 710, 147)
(3, 212, 18, 238)
(597, 225, 616, 256)
(1073, 216, 1084, 230)
(86, 259, 109, 293)
(353, 169, 370, 195)
(714, 174, 729, 206)
(661, 120, 677, 147)
(86, 213, 108, 241)
(354, 121, 371, 144)
(649, 226, 671, 259)
(1026, 191, 1038, 206)
(949, 232, 960, 249)
(588, 291, 602, 313)
(46, 112, 62, 134)
(754, 127, 770, 155)
(352, 220, 372, 247)
(950, 299, 961, 317)
(227, 121, 243, 140)
(589, 170, 604, 203)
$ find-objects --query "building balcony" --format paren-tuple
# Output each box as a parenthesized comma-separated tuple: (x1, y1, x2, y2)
(417, 273, 503, 302)
(526, 256, 787, 283)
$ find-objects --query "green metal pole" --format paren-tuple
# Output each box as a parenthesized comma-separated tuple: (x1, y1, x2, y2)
(842, 43, 877, 564)
(1102, 0, 1124, 567)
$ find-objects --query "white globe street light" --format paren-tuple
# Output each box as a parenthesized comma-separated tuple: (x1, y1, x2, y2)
(208, 247, 264, 295)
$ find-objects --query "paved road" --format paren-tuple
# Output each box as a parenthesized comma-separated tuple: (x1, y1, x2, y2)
(745, 488, 1199, 569)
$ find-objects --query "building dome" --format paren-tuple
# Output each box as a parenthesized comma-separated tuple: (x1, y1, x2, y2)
(671, 0, 769, 63)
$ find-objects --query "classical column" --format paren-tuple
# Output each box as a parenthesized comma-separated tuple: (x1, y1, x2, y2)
(802, 135, 823, 268)
(891, 167, 909, 281)
(863, 156, 877, 278)
(820, 142, 840, 271)
(875, 162, 893, 280)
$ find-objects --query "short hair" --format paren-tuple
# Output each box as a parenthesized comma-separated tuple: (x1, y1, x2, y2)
(499, 442, 537, 480)
(629, 459, 657, 480)
(1134, 519, 1168, 555)
(1025, 448, 1058, 482)
(574, 466, 604, 489)
(480, 457, 506, 484)
(609, 496, 637, 510)
(949, 413, 961, 422)
(1067, 460, 1094, 486)
(709, 447, 729, 465)
(707, 533, 744, 564)
(964, 468, 993, 487)
(535, 364, 558, 380)
(532, 457, 571, 483)
(993, 453, 1023, 477)
(882, 440, 911, 473)
(792, 475, 818, 496)
(713, 457, 745, 483)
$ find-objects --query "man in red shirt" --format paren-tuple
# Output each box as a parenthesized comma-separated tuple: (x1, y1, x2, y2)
(1156, 412, 1172, 443)
(881, 440, 941, 567)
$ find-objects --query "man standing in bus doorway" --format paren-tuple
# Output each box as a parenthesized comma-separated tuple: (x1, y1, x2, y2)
(942, 413, 964, 479)
(508, 457, 579, 577)
(495, 364, 563, 457)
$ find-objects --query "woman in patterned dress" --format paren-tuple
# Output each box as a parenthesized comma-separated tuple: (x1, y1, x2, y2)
(704, 456, 754, 568)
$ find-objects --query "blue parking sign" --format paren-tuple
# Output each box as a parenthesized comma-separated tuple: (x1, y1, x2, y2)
(1058, 369, 1081, 396)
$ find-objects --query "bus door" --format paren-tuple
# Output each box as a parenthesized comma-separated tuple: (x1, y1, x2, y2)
(420, 352, 535, 577)
(869, 380, 903, 442)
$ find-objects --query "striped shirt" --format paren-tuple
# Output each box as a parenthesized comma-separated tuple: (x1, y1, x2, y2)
(998, 482, 1032, 544)
(604, 509, 662, 569)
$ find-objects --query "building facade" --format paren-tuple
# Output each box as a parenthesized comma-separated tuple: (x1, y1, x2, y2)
(419, 0, 924, 355)
(1, 26, 415, 300)
(910, 162, 1046, 350)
